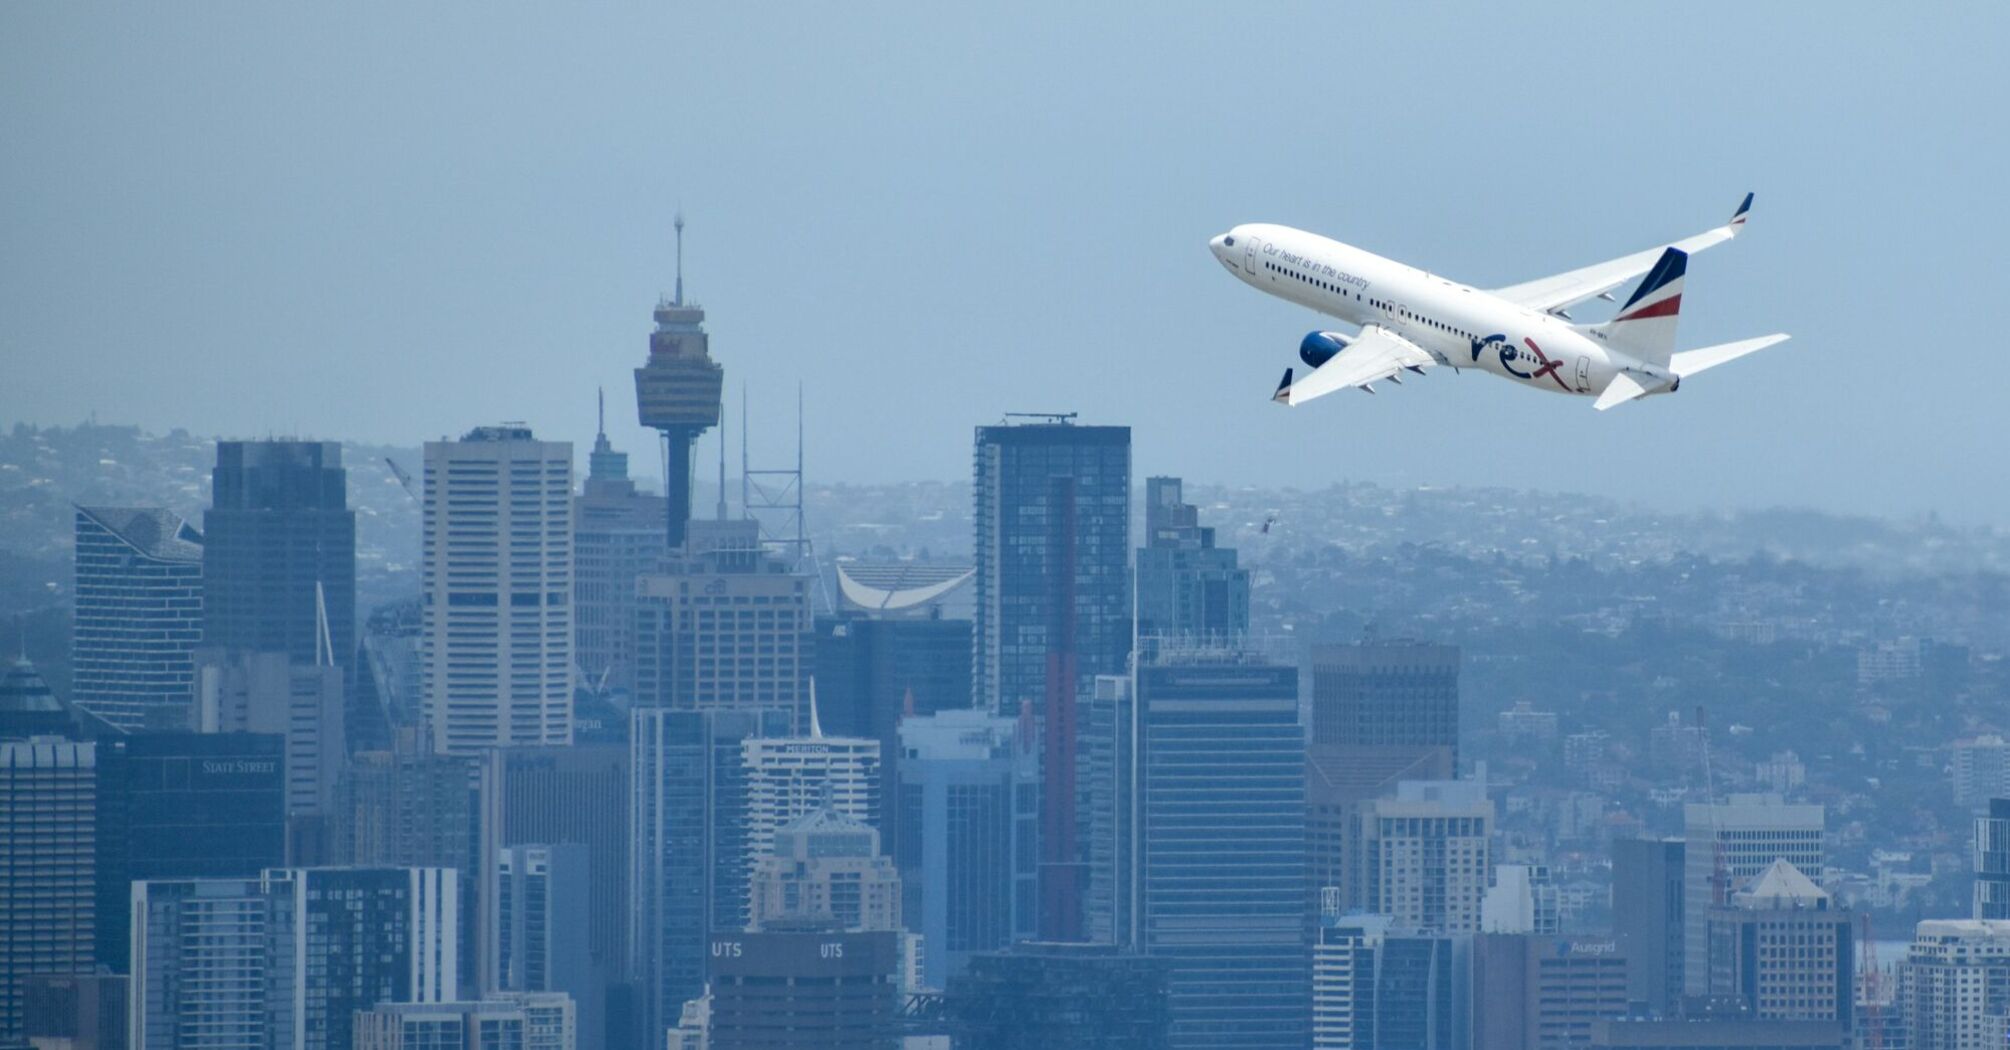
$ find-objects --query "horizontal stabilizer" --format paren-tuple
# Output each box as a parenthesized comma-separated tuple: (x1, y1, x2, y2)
(1593, 372, 1653, 411)
(1670, 334, 1790, 378)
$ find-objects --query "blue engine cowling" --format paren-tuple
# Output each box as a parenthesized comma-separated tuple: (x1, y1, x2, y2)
(1299, 331, 1352, 368)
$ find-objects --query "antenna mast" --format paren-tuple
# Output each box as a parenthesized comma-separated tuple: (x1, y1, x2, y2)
(673, 212, 685, 307)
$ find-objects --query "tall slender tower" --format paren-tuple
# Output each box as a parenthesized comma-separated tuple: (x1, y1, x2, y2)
(633, 215, 724, 550)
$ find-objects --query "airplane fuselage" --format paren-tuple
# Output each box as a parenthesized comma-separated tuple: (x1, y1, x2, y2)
(1214, 223, 1670, 397)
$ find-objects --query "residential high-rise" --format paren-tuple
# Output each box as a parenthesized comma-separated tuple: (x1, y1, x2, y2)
(940, 942, 1171, 1050)
(971, 418, 1131, 712)
(201, 440, 356, 669)
(1705, 861, 1852, 1028)
(494, 845, 599, 1050)
(632, 216, 724, 551)
(1474, 934, 1631, 1050)
(573, 396, 666, 700)
(742, 733, 882, 865)
(1902, 919, 2010, 1050)
(1134, 660, 1307, 1050)
(633, 519, 813, 732)
(749, 808, 902, 933)
(1306, 741, 1454, 915)
(705, 930, 899, 1050)
(1682, 796, 1824, 997)
(421, 425, 574, 756)
(629, 707, 789, 1043)
(130, 867, 458, 1050)
(1612, 838, 1686, 1016)
(894, 709, 1039, 989)
(0, 740, 100, 1046)
(1309, 640, 1460, 766)
(1134, 477, 1249, 647)
(356, 993, 576, 1050)
(70, 507, 203, 730)
(1356, 779, 1494, 934)
(1977, 798, 2010, 920)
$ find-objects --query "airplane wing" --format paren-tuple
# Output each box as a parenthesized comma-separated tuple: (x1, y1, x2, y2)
(1489, 194, 1754, 315)
(1274, 324, 1435, 406)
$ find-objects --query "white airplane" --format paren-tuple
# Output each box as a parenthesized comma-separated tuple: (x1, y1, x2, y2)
(1207, 195, 1788, 410)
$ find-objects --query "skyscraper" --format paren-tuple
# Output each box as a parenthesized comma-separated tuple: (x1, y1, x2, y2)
(1682, 796, 1824, 997)
(1355, 779, 1494, 934)
(130, 867, 459, 1050)
(190, 649, 344, 832)
(749, 807, 902, 933)
(1134, 660, 1308, 1050)
(573, 395, 666, 700)
(0, 739, 100, 1046)
(705, 930, 900, 1050)
(1612, 838, 1686, 1017)
(971, 418, 1131, 712)
(1309, 639, 1460, 766)
(894, 709, 1039, 988)
(71, 506, 203, 730)
(1473, 933, 1631, 1050)
(356, 993, 576, 1050)
(1977, 798, 2010, 920)
(1135, 476, 1249, 646)
(493, 844, 599, 1050)
(1312, 911, 1472, 1050)
(629, 707, 790, 1043)
(421, 425, 574, 756)
(1902, 919, 2010, 1050)
(1705, 861, 1852, 1028)
(742, 733, 882, 864)
(633, 216, 724, 551)
(1079, 675, 1136, 948)
(201, 440, 356, 673)
(941, 942, 1171, 1050)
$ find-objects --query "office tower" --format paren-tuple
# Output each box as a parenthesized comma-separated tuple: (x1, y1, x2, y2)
(1134, 476, 1249, 646)
(1682, 796, 1824, 997)
(633, 217, 724, 550)
(477, 746, 628, 994)
(1474, 933, 1630, 1050)
(971, 418, 1131, 712)
(1312, 912, 1472, 1050)
(633, 518, 814, 731)
(1703, 861, 1852, 1028)
(493, 845, 596, 1050)
(1356, 779, 1494, 933)
(190, 649, 344, 828)
(1902, 920, 2010, 1050)
(630, 708, 789, 1042)
(356, 993, 575, 1050)
(71, 507, 203, 730)
(1134, 660, 1307, 1050)
(1481, 864, 1561, 935)
(1588, 1018, 1849, 1049)
(130, 867, 458, 1050)
(338, 734, 476, 873)
(201, 440, 356, 666)
(749, 808, 902, 933)
(1612, 838, 1686, 1016)
(1080, 675, 1136, 948)
(0, 655, 76, 740)
(743, 733, 882, 870)
(940, 943, 1170, 1050)
(574, 396, 667, 700)
(93, 732, 287, 971)
(895, 709, 1039, 988)
(0, 740, 99, 1047)
(1309, 639, 1460, 766)
(421, 425, 574, 756)
(1978, 799, 2010, 919)
(1306, 741, 1454, 912)
(705, 930, 899, 1050)
(21, 974, 127, 1050)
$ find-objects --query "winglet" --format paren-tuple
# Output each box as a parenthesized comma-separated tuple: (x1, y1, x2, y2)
(1272, 368, 1293, 405)
(1729, 192, 1754, 230)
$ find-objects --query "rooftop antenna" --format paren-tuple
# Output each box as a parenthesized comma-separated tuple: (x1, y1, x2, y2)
(673, 212, 685, 307)
(597, 386, 606, 439)
(716, 391, 729, 521)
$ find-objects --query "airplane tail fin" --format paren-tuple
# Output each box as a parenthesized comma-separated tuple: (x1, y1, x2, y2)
(1580, 246, 1686, 368)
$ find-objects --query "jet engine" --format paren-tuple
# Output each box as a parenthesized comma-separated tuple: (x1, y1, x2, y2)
(1299, 331, 1352, 368)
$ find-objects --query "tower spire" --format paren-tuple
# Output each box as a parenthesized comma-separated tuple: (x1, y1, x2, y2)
(596, 386, 606, 440)
(673, 212, 685, 307)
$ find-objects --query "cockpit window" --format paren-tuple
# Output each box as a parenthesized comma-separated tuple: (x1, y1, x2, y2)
(1223, 236, 1235, 247)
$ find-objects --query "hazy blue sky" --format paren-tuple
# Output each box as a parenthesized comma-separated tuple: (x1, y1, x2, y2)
(3, 5, 2004, 522)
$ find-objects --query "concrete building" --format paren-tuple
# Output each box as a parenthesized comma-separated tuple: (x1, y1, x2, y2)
(1901, 919, 2010, 1050)
(572, 400, 665, 701)
(190, 648, 344, 834)
(1079, 674, 1136, 948)
(0, 740, 100, 1046)
(1613, 837, 1687, 1017)
(1705, 861, 1852, 1028)
(894, 709, 1039, 988)
(1954, 736, 2010, 810)
(1134, 476, 1248, 648)
(749, 807, 902, 933)
(355, 992, 575, 1050)
(492, 844, 599, 1050)
(70, 507, 203, 730)
(631, 219, 725, 551)
(420, 425, 574, 756)
(1589, 1018, 1848, 1048)
(706, 930, 900, 1050)
(1134, 660, 1307, 1050)
(1474, 934, 1630, 1050)
(742, 733, 882, 865)
(1308, 639, 1460, 766)
(1682, 797, 1825, 997)
(1312, 911, 1471, 1050)
(130, 867, 458, 1050)
(1977, 798, 2010, 920)
(940, 942, 1170, 1050)
(1356, 779, 1494, 934)
(1482, 864, 1561, 935)
(21, 974, 127, 1050)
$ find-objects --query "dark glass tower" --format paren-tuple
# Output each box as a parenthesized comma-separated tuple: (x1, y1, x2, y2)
(202, 440, 356, 669)
(1135, 476, 1249, 648)
(1309, 639, 1460, 766)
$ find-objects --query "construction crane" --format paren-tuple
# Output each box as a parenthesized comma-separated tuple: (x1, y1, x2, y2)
(383, 457, 419, 503)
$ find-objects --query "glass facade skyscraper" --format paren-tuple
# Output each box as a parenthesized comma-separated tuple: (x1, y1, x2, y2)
(202, 441, 356, 670)
(1135, 476, 1249, 648)
(71, 506, 204, 729)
